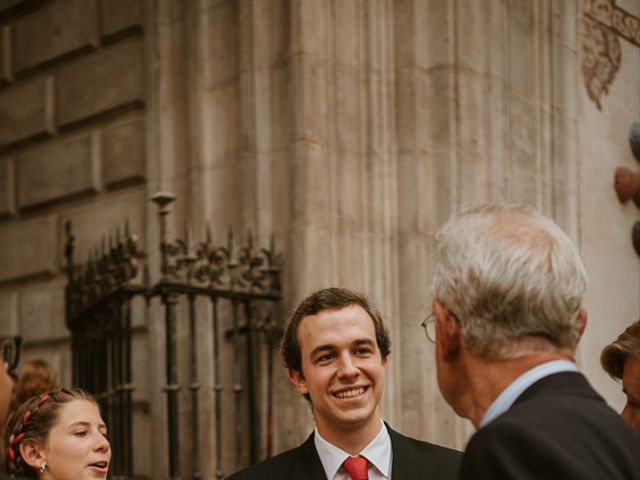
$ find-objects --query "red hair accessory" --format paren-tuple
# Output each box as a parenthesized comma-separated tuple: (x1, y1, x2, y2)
(7, 446, 14, 462)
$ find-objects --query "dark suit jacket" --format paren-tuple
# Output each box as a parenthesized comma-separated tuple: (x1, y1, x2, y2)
(460, 372, 640, 480)
(228, 423, 461, 479)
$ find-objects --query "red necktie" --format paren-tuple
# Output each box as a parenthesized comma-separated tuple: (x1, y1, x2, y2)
(343, 456, 369, 480)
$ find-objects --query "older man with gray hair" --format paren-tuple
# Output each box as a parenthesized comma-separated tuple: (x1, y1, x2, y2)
(427, 203, 640, 479)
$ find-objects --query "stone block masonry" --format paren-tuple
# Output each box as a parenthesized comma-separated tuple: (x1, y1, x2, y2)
(0, 0, 24, 14)
(0, 76, 51, 147)
(0, 215, 57, 282)
(56, 38, 144, 128)
(0, 0, 146, 282)
(100, 0, 143, 39)
(12, 0, 99, 75)
(102, 115, 145, 187)
(16, 133, 98, 209)
(0, 157, 14, 216)
(0, 26, 9, 85)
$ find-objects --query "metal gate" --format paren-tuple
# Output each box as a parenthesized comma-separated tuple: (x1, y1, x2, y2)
(64, 193, 283, 479)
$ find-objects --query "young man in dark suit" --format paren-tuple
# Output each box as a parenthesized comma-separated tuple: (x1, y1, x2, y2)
(228, 287, 461, 479)
(429, 203, 640, 479)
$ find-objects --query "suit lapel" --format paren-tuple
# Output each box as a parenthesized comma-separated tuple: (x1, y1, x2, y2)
(291, 432, 328, 480)
(388, 425, 411, 480)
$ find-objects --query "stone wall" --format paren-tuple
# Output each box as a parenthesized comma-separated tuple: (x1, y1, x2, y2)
(1, 0, 638, 479)
(0, 0, 151, 475)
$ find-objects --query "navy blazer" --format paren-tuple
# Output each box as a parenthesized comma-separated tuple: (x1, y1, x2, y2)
(227, 423, 461, 479)
(460, 372, 640, 479)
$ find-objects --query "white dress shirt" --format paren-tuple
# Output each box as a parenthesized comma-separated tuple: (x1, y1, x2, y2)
(480, 359, 578, 427)
(314, 420, 392, 480)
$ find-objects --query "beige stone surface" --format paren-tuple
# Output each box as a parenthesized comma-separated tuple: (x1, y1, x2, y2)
(100, 0, 143, 38)
(0, 26, 8, 84)
(0, 288, 17, 335)
(56, 37, 144, 127)
(16, 133, 98, 209)
(578, 27, 640, 412)
(57, 189, 145, 263)
(0, 76, 50, 147)
(12, 0, 98, 73)
(0, 215, 57, 283)
(0, 0, 23, 13)
(102, 115, 146, 187)
(0, 157, 14, 216)
(17, 277, 67, 342)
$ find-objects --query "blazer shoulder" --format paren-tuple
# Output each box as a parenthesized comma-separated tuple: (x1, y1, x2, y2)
(388, 425, 462, 479)
(226, 434, 325, 480)
(389, 426, 462, 458)
(225, 447, 301, 480)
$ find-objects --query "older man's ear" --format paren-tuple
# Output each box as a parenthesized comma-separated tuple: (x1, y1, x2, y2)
(433, 301, 461, 361)
(577, 308, 588, 338)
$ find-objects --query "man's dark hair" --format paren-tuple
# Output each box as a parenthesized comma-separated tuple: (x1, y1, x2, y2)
(281, 287, 391, 374)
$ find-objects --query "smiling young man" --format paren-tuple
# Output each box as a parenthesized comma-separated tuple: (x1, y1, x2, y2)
(228, 287, 461, 480)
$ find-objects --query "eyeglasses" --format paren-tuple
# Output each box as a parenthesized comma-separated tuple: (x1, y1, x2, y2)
(420, 314, 437, 343)
(1, 335, 22, 374)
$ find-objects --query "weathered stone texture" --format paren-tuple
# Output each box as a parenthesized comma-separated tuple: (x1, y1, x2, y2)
(18, 278, 67, 341)
(102, 116, 145, 186)
(101, 0, 143, 38)
(0, 0, 24, 13)
(0, 215, 57, 282)
(0, 26, 9, 84)
(12, 0, 98, 74)
(56, 38, 144, 127)
(58, 190, 145, 261)
(0, 77, 50, 147)
(0, 157, 14, 216)
(0, 289, 17, 335)
(16, 134, 97, 209)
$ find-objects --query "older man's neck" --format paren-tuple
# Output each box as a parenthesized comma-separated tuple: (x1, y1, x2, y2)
(462, 351, 576, 429)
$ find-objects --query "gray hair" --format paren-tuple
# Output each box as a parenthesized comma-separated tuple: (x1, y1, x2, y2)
(431, 203, 587, 360)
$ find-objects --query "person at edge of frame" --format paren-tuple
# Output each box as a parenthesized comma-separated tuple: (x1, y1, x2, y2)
(427, 202, 640, 479)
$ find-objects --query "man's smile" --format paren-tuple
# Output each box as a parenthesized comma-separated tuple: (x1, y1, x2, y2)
(332, 386, 369, 399)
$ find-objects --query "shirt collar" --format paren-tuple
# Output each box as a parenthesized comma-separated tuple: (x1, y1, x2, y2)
(480, 359, 577, 428)
(314, 420, 392, 479)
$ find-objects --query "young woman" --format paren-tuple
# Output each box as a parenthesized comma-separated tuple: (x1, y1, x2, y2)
(2, 388, 110, 479)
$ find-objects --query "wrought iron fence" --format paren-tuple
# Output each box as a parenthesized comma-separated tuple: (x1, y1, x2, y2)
(64, 193, 283, 479)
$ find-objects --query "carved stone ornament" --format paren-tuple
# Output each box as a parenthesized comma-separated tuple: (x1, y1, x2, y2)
(582, 0, 640, 110)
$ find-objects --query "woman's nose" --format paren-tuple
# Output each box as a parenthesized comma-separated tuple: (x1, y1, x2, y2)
(94, 433, 111, 453)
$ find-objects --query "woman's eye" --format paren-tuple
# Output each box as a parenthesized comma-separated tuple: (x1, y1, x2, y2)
(74, 431, 88, 437)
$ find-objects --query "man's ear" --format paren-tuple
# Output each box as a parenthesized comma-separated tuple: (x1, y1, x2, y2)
(433, 300, 461, 361)
(288, 368, 309, 395)
(577, 308, 588, 337)
(19, 441, 44, 470)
